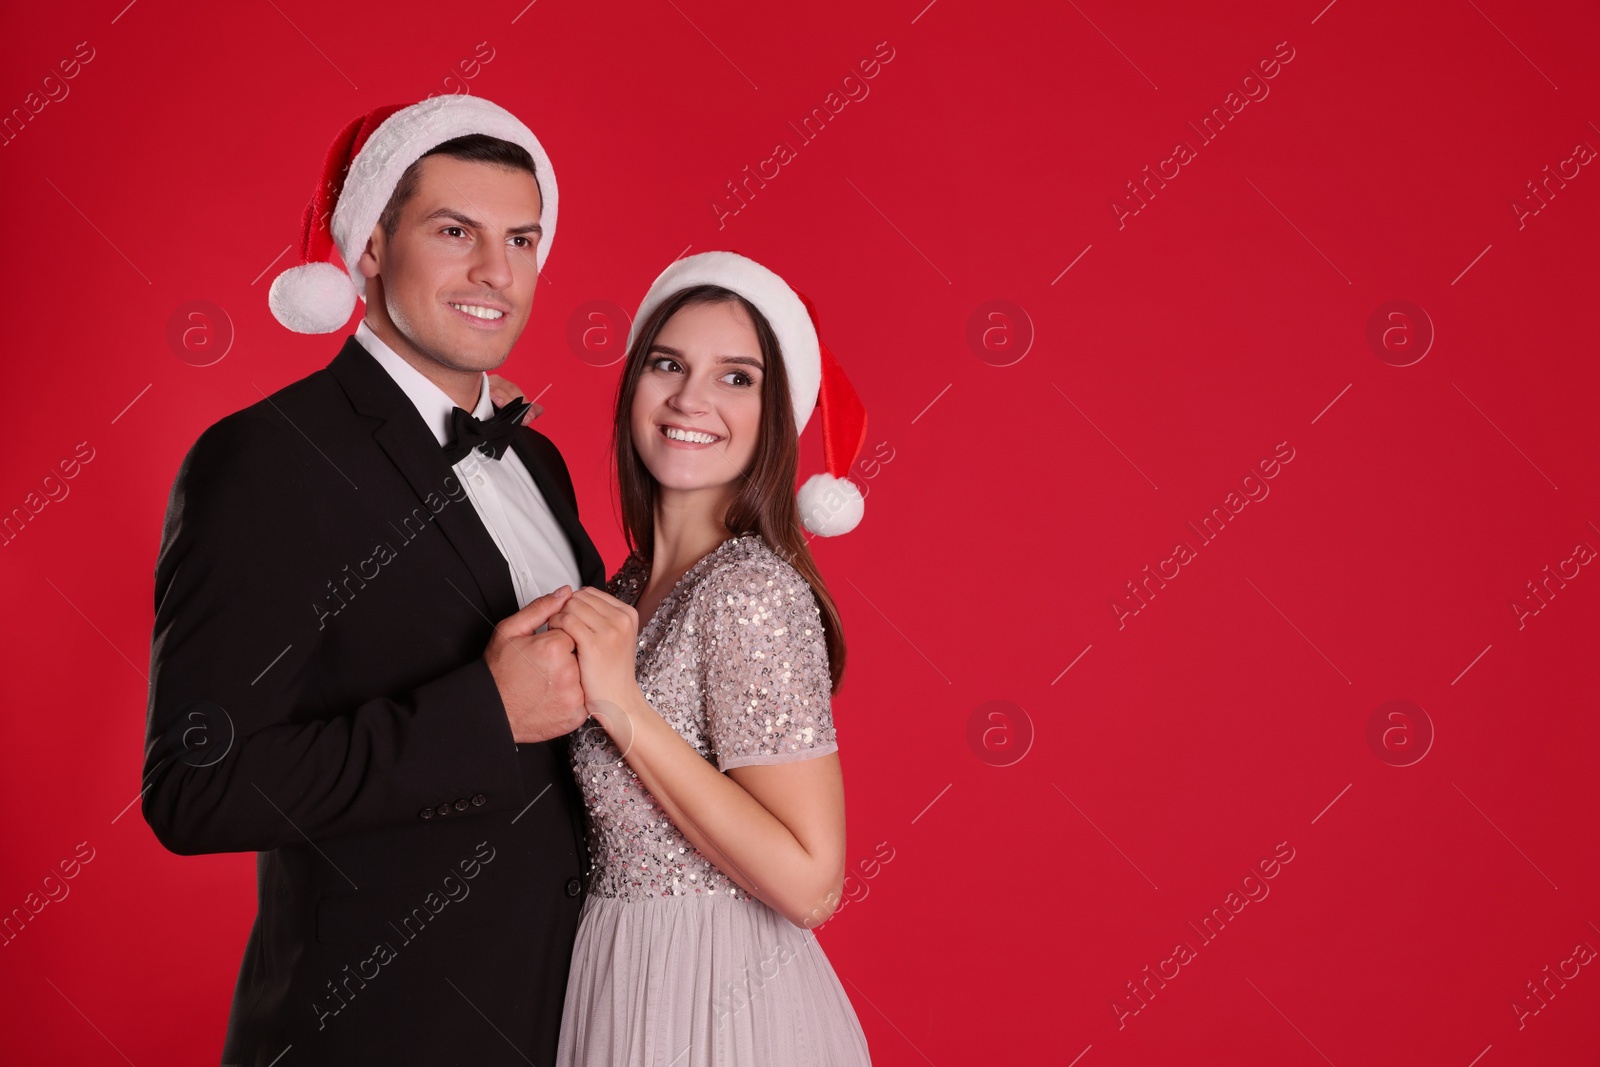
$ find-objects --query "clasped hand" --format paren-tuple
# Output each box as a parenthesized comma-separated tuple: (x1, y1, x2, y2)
(482, 377, 639, 729)
(545, 587, 641, 719)
(485, 586, 640, 744)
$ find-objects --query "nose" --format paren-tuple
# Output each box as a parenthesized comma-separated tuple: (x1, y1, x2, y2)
(467, 235, 515, 292)
(666, 369, 712, 416)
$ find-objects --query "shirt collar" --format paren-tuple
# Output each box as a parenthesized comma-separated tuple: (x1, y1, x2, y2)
(354, 319, 493, 447)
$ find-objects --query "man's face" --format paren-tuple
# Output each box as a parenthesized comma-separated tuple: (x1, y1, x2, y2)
(357, 154, 544, 374)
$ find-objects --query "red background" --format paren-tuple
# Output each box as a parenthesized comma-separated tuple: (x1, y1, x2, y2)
(2, 0, 1598, 1063)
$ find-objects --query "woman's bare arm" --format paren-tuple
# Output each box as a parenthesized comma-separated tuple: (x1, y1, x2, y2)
(596, 694, 846, 928)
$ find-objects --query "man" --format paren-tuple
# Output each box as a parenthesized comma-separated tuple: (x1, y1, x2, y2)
(142, 96, 602, 1065)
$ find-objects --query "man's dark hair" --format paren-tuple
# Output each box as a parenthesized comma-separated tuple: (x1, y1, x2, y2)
(376, 133, 540, 240)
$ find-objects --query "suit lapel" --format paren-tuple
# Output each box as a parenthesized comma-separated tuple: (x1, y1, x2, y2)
(327, 337, 519, 621)
(507, 433, 607, 589)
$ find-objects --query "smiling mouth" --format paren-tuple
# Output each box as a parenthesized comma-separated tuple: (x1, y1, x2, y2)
(449, 302, 507, 321)
(660, 425, 722, 445)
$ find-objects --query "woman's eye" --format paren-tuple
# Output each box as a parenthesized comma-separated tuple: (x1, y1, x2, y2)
(721, 372, 754, 387)
(649, 357, 681, 373)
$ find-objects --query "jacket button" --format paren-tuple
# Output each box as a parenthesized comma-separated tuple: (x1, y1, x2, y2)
(419, 807, 434, 820)
(437, 803, 452, 817)
(471, 794, 487, 807)
(454, 798, 470, 811)
(565, 878, 582, 897)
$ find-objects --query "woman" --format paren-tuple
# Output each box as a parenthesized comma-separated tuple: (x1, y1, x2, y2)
(493, 251, 872, 1065)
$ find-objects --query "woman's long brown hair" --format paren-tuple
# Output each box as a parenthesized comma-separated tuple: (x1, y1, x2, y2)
(610, 284, 848, 694)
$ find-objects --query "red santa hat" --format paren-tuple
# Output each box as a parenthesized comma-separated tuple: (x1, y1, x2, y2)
(268, 95, 558, 334)
(626, 251, 868, 536)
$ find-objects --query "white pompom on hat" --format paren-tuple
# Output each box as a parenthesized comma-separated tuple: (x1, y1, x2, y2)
(268, 95, 558, 334)
(626, 251, 869, 536)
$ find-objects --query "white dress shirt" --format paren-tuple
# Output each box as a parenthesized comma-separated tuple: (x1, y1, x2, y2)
(355, 319, 582, 609)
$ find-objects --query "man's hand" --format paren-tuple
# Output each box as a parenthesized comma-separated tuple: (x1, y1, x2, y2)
(488, 374, 543, 423)
(485, 586, 587, 743)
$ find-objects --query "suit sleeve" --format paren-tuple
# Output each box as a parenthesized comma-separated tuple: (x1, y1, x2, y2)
(142, 411, 526, 856)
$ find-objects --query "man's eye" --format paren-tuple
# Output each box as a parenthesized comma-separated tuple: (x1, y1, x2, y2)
(444, 226, 466, 238)
(511, 236, 532, 248)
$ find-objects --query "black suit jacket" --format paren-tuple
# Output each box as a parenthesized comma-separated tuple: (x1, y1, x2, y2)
(142, 336, 606, 1066)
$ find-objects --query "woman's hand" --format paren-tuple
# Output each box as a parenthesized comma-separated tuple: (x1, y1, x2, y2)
(488, 374, 542, 424)
(546, 587, 642, 728)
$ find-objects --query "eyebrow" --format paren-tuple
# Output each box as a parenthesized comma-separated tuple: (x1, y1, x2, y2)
(648, 343, 764, 370)
(422, 207, 542, 237)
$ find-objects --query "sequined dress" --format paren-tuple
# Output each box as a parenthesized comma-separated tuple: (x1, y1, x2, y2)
(554, 534, 871, 1066)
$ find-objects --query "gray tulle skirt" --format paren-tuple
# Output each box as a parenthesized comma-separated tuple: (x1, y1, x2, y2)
(555, 894, 872, 1066)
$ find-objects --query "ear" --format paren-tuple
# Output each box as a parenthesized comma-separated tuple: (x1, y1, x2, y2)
(356, 222, 384, 281)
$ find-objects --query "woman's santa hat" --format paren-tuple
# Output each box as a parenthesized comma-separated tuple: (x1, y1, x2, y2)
(268, 95, 558, 334)
(627, 251, 868, 537)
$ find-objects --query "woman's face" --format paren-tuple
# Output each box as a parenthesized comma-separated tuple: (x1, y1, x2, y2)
(629, 298, 765, 500)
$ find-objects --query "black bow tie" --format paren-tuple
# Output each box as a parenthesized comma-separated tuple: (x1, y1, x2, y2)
(442, 397, 531, 464)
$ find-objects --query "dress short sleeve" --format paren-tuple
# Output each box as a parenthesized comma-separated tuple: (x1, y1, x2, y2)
(700, 556, 838, 772)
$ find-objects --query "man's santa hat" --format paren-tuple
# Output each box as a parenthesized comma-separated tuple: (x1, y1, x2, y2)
(268, 95, 557, 334)
(627, 251, 868, 537)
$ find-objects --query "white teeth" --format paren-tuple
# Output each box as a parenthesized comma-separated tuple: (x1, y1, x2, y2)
(451, 303, 505, 320)
(663, 426, 718, 444)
